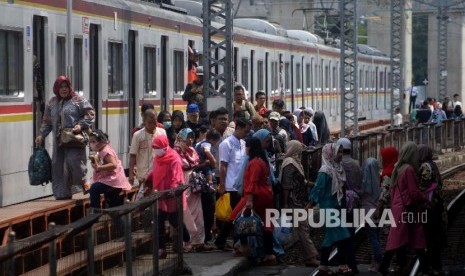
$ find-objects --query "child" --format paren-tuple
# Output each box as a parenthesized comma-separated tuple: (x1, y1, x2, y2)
(195, 129, 221, 186)
(85, 129, 132, 208)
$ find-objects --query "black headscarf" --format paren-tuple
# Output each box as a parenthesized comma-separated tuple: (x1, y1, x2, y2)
(313, 111, 330, 144)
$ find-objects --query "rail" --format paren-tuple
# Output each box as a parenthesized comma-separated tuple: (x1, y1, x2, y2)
(0, 185, 190, 276)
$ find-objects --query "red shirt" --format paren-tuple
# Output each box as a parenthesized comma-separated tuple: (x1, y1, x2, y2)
(254, 105, 269, 116)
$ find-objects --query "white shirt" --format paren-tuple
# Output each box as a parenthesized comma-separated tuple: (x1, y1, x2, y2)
(393, 113, 403, 126)
(454, 100, 462, 108)
(407, 86, 418, 97)
(219, 134, 245, 191)
(212, 127, 235, 175)
(129, 127, 166, 180)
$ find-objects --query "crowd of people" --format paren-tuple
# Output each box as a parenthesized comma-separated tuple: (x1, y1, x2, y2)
(406, 93, 463, 126)
(34, 75, 448, 275)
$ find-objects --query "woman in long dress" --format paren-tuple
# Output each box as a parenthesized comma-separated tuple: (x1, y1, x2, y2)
(378, 142, 428, 275)
(174, 128, 212, 252)
(310, 143, 353, 275)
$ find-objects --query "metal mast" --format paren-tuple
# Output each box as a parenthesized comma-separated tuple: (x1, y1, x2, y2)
(339, 0, 358, 136)
(390, 0, 404, 126)
(202, 0, 233, 116)
(436, 5, 449, 101)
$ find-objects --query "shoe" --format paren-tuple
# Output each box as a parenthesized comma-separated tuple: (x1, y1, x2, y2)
(158, 249, 167, 259)
(194, 244, 214, 252)
(305, 259, 320, 267)
(260, 255, 278, 266)
(369, 261, 381, 272)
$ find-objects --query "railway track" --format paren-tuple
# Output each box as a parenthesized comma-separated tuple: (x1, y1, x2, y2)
(307, 163, 465, 276)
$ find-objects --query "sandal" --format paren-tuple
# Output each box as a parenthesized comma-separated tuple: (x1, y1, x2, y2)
(260, 256, 278, 266)
(337, 265, 353, 275)
(317, 268, 334, 275)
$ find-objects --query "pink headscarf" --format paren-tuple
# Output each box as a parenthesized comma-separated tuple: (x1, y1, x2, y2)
(319, 143, 346, 204)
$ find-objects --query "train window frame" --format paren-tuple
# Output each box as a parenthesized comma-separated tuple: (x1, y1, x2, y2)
(296, 63, 302, 92)
(173, 49, 184, 98)
(143, 46, 157, 97)
(257, 60, 264, 92)
(73, 37, 83, 94)
(56, 35, 66, 77)
(271, 61, 278, 94)
(107, 41, 124, 97)
(0, 29, 24, 101)
(284, 62, 290, 93)
(241, 58, 249, 91)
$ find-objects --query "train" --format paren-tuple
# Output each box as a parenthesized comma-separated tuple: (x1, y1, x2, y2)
(0, 0, 393, 206)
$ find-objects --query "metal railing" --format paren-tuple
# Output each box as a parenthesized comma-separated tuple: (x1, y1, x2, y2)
(0, 185, 189, 276)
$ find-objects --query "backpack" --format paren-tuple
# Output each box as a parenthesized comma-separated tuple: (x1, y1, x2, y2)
(28, 146, 52, 186)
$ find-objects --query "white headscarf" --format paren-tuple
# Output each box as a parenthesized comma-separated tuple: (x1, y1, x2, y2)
(319, 143, 346, 204)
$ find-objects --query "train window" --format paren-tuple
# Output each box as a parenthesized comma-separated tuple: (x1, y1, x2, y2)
(56, 36, 66, 77)
(324, 66, 329, 90)
(0, 30, 23, 97)
(144, 47, 157, 96)
(173, 50, 184, 96)
(305, 63, 311, 92)
(73, 38, 83, 93)
(108, 42, 123, 96)
(257, 60, 264, 91)
(380, 71, 384, 90)
(271, 61, 277, 94)
(241, 58, 248, 90)
(332, 67, 336, 90)
(296, 63, 301, 92)
(284, 62, 290, 93)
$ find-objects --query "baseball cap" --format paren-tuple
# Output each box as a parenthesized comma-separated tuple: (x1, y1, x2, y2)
(269, 112, 281, 121)
(196, 66, 204, 76)
(337, 137, 351, 150)
(186, 103, 200, 114)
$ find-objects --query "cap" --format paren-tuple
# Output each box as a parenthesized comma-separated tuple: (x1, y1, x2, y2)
(192, 49, 202, 56)
(186, 103, 200, 114)
(269, 112, 281, 121)
(196, 66, 204, 76)
(337, 137, 352, 150)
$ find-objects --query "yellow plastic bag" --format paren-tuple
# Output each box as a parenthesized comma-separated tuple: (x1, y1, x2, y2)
(215, 193, 232, 221)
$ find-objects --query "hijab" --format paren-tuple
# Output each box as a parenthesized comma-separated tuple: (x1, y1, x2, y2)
(152, 135, 184, 190)
(313, 111, 330, 144)
(380, 147, 399, 178)
(279, 118, 296, 140)
(174, 128, 199, 168)
(253, 129, 271, 142)
(53, 76, 75, 100)
(391, 142, 418, 187)
(294, 109, 310, 133)
(319, 143, 346, 204)
(418, 144, 433, 164)
(362, 157, 381, 202)
(279, 140, 305, 182)
(418, 144, 442, 190)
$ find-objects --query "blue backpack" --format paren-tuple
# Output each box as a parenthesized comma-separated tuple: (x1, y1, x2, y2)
(28, 146, 52, 186)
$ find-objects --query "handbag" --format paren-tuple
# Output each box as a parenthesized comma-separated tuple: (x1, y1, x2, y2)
(190, 171, 215, 193)
(233, 208, 263, 239)
(59, 128, 89, 148)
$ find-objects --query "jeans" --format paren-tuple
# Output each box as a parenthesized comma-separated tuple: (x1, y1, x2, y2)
(89, 182, 123, 208)
(366, 226, 383, 263)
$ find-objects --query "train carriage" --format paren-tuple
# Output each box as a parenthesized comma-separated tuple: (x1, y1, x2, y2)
(0, 0, 392, 206)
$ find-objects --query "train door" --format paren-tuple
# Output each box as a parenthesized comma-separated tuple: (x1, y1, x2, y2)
(161, 36, 168, 111)
(33, 15, 46, 140)
(265, 52, 269, 105)
(89, 24, 99, 129)
(128, 30, 137, 141)
(290, 55, 294, 111)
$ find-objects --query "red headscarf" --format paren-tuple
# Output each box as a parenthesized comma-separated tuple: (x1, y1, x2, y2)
(380, 147, 399, 178)
(151, 135, 185, 212)
(53, 76, 75, 100)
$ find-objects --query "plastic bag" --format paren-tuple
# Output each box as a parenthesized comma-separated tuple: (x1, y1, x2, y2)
(28, 146, 52, 186)
(273, 217, 293, 246)
(215, 193, 232, 221)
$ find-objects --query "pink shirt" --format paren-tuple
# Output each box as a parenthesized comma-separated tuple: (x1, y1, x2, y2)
(92, 144, 131, 191)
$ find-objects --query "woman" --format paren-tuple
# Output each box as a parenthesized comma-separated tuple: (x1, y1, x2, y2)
(167, 110, 186, 147)
(378, 142, 428, 275)
(294, 109, 315, 146)
(310, 143, 353, 275)
(280, 140, 319, 267)
(147, 134, 189, 258)
(174, 128, 212, 252)
(157, 110, 172, 129)
(360, 158, 383, 272)
(313, 111, 330, 145)
(35, 76, 95, 200)
(284, 113, 303, 142)
(230, 137, 276, 265)
(417, 145, 447, 275)
(86, 129, 131, 208)
(375, 147, 399, 217)
(279, 118, 296, 141)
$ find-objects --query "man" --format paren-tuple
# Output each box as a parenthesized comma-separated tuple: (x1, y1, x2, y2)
(183, 66, 206, 117)
(130, 103, 163, 138)
(232, 84, 256, 120)
(453, 93, 462, 108)
(407, 82, 418, 114)
(185, 103, 202, 142)
(272, 99, 286, 115)
(215, 118, 251, 249)
(254, 91, 269, 116)
(188, 47, 201, 84)
(129, 109, 167, 186)
(269, 111, 288, 153)
(444, 96, 454, 118)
